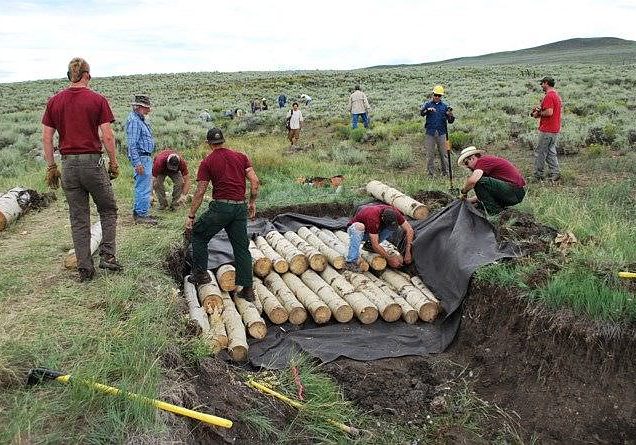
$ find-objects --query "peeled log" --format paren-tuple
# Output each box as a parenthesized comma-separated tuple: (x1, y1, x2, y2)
(366, 180, 429, 220)
(233, 295, 268, 339)
(363, 272, 419, 324)
(216, 264, 236, 291)
(343, 271, 402, 322)
(253, 277, 288, 324)
(300, 270, 353, 323)
(206, 308, 228, 351)
(0, 187, 27, 231)
(297, 226, 345, 270)
(334, 230, 386, 271)
(284, 231, 327, 272)
(63, 221, 102, 269)
(309, 227, 369, 271)
(380, 240, 403, 265)
(197, 271, 223, 314)
(249, 240, 272, 278)
(380, 270, 439, 322)
(255, 235, 289, 273)
(264, 272, 307, 325)
(183, 277, 211, 332)
(410, 276, 441, 305)
(221, 293, 248, 362)
(320, 266, 378, 324)
(282, 272, 331, 324)
(265, 231, 308, 275)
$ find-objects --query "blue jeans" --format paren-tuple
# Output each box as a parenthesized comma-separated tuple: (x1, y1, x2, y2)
(351, 113, 369, 129)
(133, 155, 153, 216)
(346, 225, 392, 263)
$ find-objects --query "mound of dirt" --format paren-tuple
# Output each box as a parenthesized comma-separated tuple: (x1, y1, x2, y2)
(496, 208, 558, 255)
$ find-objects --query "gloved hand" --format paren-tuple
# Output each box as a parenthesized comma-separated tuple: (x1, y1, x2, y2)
(176, 194, 187, 206)
(108, 162, 120, 180)
(459, 192, 467, 201)
(45, 163, 61, 189)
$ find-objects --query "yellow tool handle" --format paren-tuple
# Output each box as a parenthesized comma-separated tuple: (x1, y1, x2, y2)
(56, 375, 232, 429)
(618, 272, 636, 279)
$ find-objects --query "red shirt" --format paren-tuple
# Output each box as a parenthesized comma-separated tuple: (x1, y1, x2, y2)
(152, 149, 189, 177)
(539, 89, 562, 133)
(196, 147, 252, 201)
(350, 204, 406, 234)
(42, 87, 115, 155)
(474, 155, 526, 188)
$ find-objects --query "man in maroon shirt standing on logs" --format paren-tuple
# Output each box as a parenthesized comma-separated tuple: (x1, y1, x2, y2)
(185, 128, 260, 301)
(42, 57, 122, 282)
(457, 146, 526, 215)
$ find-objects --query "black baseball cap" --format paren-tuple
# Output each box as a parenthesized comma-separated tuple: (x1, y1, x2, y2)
(381, 209, 398, 227)
(206, 128, 225, 144)
(539, 76, 555, 87)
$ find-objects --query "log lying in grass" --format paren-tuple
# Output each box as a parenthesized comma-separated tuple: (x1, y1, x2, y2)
(0, 187, 27, 231)
(284, 231, 327, 272)
(233, 294, 268, 339)
(63, 221, 102, 269)
(334, 230, 387, 271)
(265, 231, 308, 275)
(380, 270, 439, 322)
(255, 235, 289, 274)
(216, 264, 236, 291)
(300, 269, 353, 323)
(410, 276, 441, 306)
(249, 240, 272, 278)
(207, 308, 228, 351)
(281, 272, 331, 324)
(197, 271, 223, 314)
(309, 227, 369, 271)
(320, 266, 378, 324)
(363, 272, 418, 324)
(253, 277, 288, 324)
(366, 180, 429, 220)
(221, 293, 248, 362)
(297, 226, 345, 270)
(264, 272, 308, 325)
(183, 276, 211, 332)
(343, 271, 402, 322)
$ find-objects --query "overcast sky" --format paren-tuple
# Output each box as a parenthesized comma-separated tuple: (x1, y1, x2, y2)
(0, 0, 634, 83)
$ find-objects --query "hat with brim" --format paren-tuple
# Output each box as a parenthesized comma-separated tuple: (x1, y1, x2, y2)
(166, 154, 180, 171)
(457, 146, 485, 166)
(132, 94, 151, 108)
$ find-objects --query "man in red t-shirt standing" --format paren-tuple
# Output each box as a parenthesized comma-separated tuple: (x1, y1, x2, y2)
(152, 149, 190, 210)
(345, 204, 414, 271)
(458, 146, 526, 215)
(42, 57, 122, 282)
(185, 128, 260, 301)
(531, 76, 562, 181)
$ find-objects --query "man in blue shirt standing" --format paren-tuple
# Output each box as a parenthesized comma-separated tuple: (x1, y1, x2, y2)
(126, 94, 157, 224)
(420, 85, 455, 176)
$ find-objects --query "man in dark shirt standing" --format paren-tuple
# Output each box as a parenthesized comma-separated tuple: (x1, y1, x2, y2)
(458, 146, 526, 215)
(42, 57, 122, 282)
(185, 128, 260, 301)
(420, 85, 455, 176)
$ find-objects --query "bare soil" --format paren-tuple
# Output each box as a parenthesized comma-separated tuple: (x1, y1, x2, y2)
(165, 196, 636, 444)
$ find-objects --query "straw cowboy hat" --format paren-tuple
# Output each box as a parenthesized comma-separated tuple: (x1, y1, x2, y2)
(457, 146, 485, 166)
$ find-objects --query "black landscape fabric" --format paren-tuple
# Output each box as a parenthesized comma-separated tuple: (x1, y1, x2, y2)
(192, 201, 519, 369)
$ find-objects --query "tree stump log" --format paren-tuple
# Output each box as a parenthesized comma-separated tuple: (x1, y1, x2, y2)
(284, 231, 327, 272)
(366, 180, 429, 220)
(282, 272, 332, 324)
(343, 271, 402, 322)
(221, 293, 248, 362)
(380, 270, 439, 322)
(216, 264, 236, 291)
(206, 308, 228, 351)
(253, 277, 288, 324)
(320, 266, 378, 324)
(297, 226, 345, 270)
(249, 240, 272, 278)
(263, 272, 307, 325)
(265, 231, 308, 275)
(233, 294, 268, 339)
(255, 235, 289, 273)
(363, 272, 419, 324)
(300, 269, 354, 323)
(183, 277, 211, 332)
(197, 271, 223, 314)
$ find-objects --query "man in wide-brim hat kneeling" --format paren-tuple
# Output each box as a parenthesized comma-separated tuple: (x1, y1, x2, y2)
(457, 146, 526, 215)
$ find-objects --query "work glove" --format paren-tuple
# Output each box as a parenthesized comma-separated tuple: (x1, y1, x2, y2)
(45, 163, 61, 189)
(108, 162, 120, 180)
(176, 194, 187, 206)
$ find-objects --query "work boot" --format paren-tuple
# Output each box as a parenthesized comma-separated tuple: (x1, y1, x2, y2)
(343, 261, 362, 273)
(78, 267, 95, 283)
(99, 255, 123, 272)
(236, 286, 255, 302)
(188, 270, 212, 286)
(133, 211, 158, 225)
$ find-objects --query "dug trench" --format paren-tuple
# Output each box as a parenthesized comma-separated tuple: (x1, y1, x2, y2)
(162, 193, 636, 444)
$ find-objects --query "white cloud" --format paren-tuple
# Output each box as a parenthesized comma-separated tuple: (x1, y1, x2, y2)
(0, 0, 634, 82)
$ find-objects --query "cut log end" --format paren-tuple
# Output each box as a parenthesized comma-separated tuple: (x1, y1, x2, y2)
(369, 256, 387, 271)
(273, 260, 289, 274)
(247, 322, 268, 339)
(381, 303, 402, 323)
(308, 256, 327, 272)
(203, 296, 224, 314)
(413, 206, 429, 220)
(333, 305, 354, 323)
(253, 258, 273, 277)
(229, 345, 248, 362)
(358, 307, 379, 325)
(419, 302, 440, 322)
(269, 307, 289, 325)
(288, 307, 308, 325)
(402, 310, 419, 324)
(312, 306, 332, 324)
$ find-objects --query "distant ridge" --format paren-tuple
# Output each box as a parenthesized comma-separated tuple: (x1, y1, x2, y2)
(371, 37, 636, 68)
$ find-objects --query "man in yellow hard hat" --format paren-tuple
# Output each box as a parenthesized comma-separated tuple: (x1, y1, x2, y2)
(420, 85, 455, 176)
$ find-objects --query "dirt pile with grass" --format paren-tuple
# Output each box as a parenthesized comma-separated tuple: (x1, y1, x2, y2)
(168, 197, 635, 444)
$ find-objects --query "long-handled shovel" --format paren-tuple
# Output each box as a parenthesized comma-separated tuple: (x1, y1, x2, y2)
(446, 135, 460, 195)
(27, 368, 233, 429)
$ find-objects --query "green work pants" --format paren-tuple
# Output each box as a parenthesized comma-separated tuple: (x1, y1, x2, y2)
(191, 201, 252, 288)
(474, 177, 525, 215)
